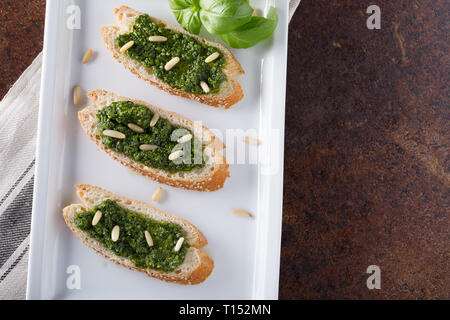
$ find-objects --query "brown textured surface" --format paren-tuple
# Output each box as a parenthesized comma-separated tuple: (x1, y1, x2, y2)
(0, 0, 448, 299)
(281, 0, 449, 299)
(0, 0, 45, 98)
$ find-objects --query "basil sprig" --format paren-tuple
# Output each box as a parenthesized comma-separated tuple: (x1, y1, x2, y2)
(168, 0, 278, 49)
(168, 0, 202, 35)
(221, 6, 278, 48)
(199, 0, 254, 35)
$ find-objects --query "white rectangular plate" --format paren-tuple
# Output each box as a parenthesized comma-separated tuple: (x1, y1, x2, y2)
(27, 0, 288, 299)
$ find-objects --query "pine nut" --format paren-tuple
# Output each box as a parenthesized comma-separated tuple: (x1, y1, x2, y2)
(120, 40, 134, 53)
(200, 81, 210, 93)
(148, 36, 167, 42)
(152, 187, 164, 202)
(73, 86, 82, 105)
(139, 144, 158, 151)
(111, 225, 120, 242)
(91, 211, 102, 226)
(174, 237, 184, 252)
(169, 150, 184, 161)
(144, 230, 154, 247)
(243, 136, 261, 145)
(232, 209, 253, 218)
(128, 123, 144, 133)
(164, 57, 180, 71)
(177, 134, 193, 144)
(150, 113, 159, 127)
(82, 48, 93, 64)
(205, 52, 220, 63)
(103, 130, 126, 139)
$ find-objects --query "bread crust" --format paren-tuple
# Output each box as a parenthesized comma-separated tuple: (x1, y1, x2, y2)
(102, 6, 244, 109)
(63, 184, 214, 285)
(80, 89, 230, 191)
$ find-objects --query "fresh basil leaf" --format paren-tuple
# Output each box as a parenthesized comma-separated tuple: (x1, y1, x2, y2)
(169, 0, 202, 34)
(199, 0, 253, 35)
(174, 8, 202, 34)
(168, 0, 199, 10)
(221, 6, 278, 49)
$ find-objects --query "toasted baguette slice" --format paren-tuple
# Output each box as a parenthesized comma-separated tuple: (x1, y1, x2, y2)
(79, 89, 230, 191)
(101, 5, 244, 108)
(63, 184, 214, 285)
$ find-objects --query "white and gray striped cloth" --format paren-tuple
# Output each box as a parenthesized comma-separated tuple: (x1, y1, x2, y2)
(0, 52, 41, 300)
(0, 0, 300, 300)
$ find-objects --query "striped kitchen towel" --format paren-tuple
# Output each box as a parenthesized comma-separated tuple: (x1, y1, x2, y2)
(0, 52, 41, 300)
(0, 1, 301, 300)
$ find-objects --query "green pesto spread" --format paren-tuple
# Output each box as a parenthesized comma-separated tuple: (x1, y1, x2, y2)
(74, 199, 188, 272)
(97, 101, 203, 173)
(115, 14, 226, 94)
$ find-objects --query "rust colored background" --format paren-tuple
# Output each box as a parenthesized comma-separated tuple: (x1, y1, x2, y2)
(0, 0, 448, 299)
